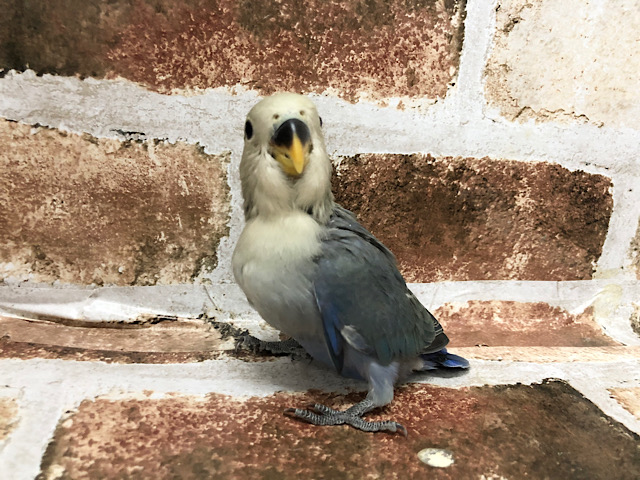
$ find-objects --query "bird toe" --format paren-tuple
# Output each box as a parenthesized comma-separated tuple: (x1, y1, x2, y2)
(283, 402, 406, 436)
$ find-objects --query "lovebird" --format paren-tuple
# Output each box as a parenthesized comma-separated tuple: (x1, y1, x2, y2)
(232, 93, 469, 435)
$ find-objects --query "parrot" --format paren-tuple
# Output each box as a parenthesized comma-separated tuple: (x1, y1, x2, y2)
(232, 93, 469, 435)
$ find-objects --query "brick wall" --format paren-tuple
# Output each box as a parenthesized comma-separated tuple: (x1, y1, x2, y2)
(1, 0, 638, 332)
(1, 1, 640, 478)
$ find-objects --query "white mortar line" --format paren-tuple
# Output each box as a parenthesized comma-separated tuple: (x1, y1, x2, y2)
(446, 0, 497, 120)
(0, 386, 74, 480)
(1, 356, 637, 401)
(596, 173, 640, 278)
(1, 71, 639, 174)
(202, 149, 244, 284)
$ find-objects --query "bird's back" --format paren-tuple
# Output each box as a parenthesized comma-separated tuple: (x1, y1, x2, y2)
(313, 205, 447, 375)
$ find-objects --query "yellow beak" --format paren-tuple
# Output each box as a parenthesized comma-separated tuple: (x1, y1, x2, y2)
(288, 134, 306, 175)
(271, 118, 311, 177)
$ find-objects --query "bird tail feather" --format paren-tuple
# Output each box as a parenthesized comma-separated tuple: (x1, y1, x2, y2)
(419, 348, 470, 371)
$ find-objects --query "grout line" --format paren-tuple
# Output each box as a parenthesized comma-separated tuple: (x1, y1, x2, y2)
(447, 0, 498, 120)
(1, 71, 639, 174)
(0, 387, 72, 480)
(0, 356, 637, 399)
(596, 173, 640, 277)
(1, 279, 638, 312)
(202, 148, 245, 284)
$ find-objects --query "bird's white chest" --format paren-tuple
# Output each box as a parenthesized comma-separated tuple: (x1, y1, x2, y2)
(232, 212, 332, 364)
(233, 212, 322, 271)
(232, 212, 323, 312)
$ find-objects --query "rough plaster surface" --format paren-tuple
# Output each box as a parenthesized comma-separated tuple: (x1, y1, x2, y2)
(485, 0, 640, 127)
(36, 382, 640, 479)
(0, 120, 230, 285)
(0, 0, 466, 103)
(334, 154, 613, 282)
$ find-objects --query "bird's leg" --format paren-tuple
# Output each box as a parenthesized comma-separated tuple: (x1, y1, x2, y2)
(284, 398, 407, 436)
(236, 334, 309, 359)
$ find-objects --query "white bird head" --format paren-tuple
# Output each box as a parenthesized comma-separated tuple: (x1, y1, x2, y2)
(240, 93, 334, 223)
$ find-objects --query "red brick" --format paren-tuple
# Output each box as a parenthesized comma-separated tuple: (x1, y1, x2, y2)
(38, 381, 640, 479)
(0, 316, 229, 364)
(0, 120, 229, 285)
(435, 301, 618, 348)
(0, 0, 466, 101)
(610, 387, 640, 420)
(333, 154, 613, 281)
(632, 220, 640, 280)
(0, 396, 18, 444)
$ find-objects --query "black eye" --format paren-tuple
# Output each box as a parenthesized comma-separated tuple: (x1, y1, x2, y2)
(319, 117, 323, 127)
(244, 120, 253, 139)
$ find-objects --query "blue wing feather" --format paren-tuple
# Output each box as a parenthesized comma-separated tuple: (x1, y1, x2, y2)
(314, 290, 344, 373)
(313, 206, 443, 370)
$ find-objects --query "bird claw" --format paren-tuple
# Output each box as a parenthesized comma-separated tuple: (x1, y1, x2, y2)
(235, 334, 309, 360)
(283, 408, 299, 418)
(234, 332, 260, 353)
(284, 403, 407, 436)
(396, 423, 408, 438)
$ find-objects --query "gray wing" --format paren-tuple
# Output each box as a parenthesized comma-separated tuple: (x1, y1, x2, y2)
(313, 205, 446, 372)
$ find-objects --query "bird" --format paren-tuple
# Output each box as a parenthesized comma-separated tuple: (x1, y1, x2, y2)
(232, 92, 469, 435)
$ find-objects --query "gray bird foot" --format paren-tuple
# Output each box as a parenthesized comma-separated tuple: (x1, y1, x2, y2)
(236, 334, 310, 360)
(284, 399, 407, 436)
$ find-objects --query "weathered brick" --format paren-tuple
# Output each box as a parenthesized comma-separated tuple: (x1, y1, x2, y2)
(0, 120, 230, 285)
(632, 220, 640, 280)
(0, 396, 18, 444)
(38, 381, 640, 479)
(610, 387, 640, 420)
(332, 154, 613, 281)
(0, 0, 466, 102)
(632, 303, 640, 337)
(435, 301, 618, 348)
(0, 316, 230, 363)
(485, 0, 640, 127)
